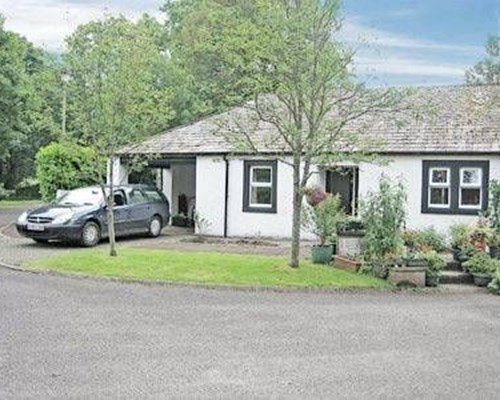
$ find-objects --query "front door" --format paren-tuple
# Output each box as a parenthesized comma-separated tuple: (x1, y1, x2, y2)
(325, 167, 359, 215)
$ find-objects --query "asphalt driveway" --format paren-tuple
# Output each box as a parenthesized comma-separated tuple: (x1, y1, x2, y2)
(0, 206, 308, 267)
(1, 268, 500, 399)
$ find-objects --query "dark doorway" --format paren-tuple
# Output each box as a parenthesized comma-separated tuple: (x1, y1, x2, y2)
(325, 167, 359, 215)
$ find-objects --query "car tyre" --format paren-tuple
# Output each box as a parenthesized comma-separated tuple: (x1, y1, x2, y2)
(148, 215, 162, 238)
(80, 221, 101, 247)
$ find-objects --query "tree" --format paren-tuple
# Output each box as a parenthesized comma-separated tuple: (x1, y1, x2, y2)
(64, 16, 175, 256)
(162, 0, 258, 114)
(168, 0, 410, 267)
(0, 15, 61, 191)
(466, 35, 500, 85)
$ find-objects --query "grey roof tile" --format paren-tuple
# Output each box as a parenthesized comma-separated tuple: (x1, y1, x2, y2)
(120, 85, 500, 155)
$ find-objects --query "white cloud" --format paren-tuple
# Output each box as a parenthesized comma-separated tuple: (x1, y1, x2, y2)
(340, 18, 482, 55)
(354, 56, 466, 78)
(0, 0, 162, 51)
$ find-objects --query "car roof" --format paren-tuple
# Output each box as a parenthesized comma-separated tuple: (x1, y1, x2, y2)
(80, 184, 159, 191)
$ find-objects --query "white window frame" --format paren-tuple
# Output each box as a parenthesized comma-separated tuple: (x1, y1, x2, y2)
(459, 167, 482, 209)
(428, 167, 451, 208)
(248, 166, 273, 208)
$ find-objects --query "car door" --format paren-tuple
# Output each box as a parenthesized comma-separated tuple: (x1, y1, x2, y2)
(127, 188, 150, 233)
(112, 189, 131, 236)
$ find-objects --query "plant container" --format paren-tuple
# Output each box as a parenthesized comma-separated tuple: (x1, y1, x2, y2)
(425, 273, 440, 287)
(472, 273, 493, 287)
(332, 255, 362, 273)
(388, 266, 426, 287)
(311, 245, 334, 264)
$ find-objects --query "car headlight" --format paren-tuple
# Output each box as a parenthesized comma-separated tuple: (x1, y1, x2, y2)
(52, 212, 73, 225)
(17, 212, 28, 224)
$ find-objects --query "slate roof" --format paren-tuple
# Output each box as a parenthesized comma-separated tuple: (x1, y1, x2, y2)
(121, 85, 500, 156)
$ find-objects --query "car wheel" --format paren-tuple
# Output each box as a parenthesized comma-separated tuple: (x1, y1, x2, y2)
(33, 238, 49, 244)
(80, 221, 101, 247)
(148, 215, 162, 238)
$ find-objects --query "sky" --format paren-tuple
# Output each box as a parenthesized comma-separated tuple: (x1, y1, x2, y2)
(0, 0, 499, 87)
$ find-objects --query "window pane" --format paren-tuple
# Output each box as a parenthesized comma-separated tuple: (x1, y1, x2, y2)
(431, 169, 448, 184)
(430, 188, 449, 206)
(252, 168, 272, 183)
(145, 190, 162, 202)
(251, 186, 272, 206)
(462, 169, 480, 185)
(461, 188, 481, 206)
(129, 190, 147, 204)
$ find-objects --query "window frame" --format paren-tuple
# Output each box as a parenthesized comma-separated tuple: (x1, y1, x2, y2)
(422, 160, 489, 215)
(243, 160, 278, 213)
(428, 167, 451, 208)
(459, 167, 483, 209)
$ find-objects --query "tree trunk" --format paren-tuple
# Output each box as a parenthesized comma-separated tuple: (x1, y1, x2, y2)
(106, 157, 117, 257)
(289, 155, 302, 268)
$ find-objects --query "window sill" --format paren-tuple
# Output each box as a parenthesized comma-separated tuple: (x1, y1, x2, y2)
(422, 207, 484, 216)
(242, 207, 277, 214)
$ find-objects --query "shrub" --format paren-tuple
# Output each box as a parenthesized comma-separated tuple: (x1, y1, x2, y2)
(339, 216, 365, 233)
(463, 252, 499, 275)
(35, 143, 103, 201)
(362, 176, 407, 262)
(487, 268, 500, 295)
(403, 227, 446, 252)
(0, 183, 14, 200)
(487, 180, 500, 234)
(450, 223, 471, 249)
(418, 250, 446, 284)
(13, 177, 40, 200)
(303, 193, 346, 245)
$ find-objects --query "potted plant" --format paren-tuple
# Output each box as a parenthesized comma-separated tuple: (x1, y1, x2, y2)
(401, 251, 427, 268)
(418, 251, 446, 287)
(469, 218, 494, 252)
(463, 252, 497, 287)
(335, 217, 366, 265)
(303, 191, 345, 264)
(449, 223, 471, 262)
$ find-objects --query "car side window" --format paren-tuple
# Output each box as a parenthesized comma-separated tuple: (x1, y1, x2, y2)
(113, 190, 127, 207)
(144, 190, 162, 203)
(129, 189, 147, 205)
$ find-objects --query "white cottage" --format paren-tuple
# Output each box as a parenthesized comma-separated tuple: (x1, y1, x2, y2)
(115, 85, 500, 238)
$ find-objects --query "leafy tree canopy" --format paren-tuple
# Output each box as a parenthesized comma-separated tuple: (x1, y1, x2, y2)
(466, 35, 500, 85)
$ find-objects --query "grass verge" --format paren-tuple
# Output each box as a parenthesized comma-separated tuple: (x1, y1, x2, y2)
(25, 248, 389, 289)
(0, 200, 41, 208)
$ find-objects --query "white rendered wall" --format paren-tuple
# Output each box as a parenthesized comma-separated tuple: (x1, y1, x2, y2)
(160, 168, 173, 217)
(195, 156, 227, 235)
(195, 156, 319, 239)
(358, 155, 500, 235)
(109, 157, 128, 186)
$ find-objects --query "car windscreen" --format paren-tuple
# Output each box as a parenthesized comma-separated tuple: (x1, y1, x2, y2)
(55, 188, 104, 207)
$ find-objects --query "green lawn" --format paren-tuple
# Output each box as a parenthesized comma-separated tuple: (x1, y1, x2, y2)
(0, 199, 41, 208)
(26, 248, 389, 289)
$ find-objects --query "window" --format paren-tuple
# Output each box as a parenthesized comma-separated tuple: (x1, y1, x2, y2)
(428, 168, 450, 208)
(459, 168, 482, 209)
(243, 160, 277, 213)
(422, 161, 489, 215)
(128, 189, 147, 205)
(144, 189, 162, 203)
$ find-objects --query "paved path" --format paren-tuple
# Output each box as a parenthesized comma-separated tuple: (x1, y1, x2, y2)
(1, 267, 500, 399)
